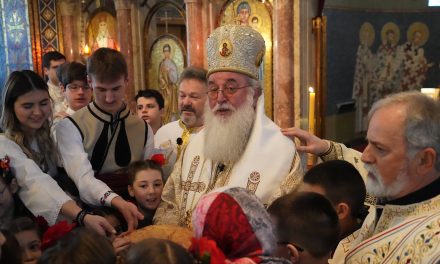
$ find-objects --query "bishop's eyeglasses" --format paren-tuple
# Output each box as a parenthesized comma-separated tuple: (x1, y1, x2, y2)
(207, 84, 251, 99)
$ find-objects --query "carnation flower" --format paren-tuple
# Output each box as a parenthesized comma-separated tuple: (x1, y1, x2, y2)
(189, 237, 226, 264)
(150, 153, 167, 166)
(0, 155, 12, 182)
(41, 220, 77, 250)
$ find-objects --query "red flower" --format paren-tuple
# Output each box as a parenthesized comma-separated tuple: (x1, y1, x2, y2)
(189, 237, 226, 264)
(1, 155, 10, 171)
(41, 220, 77, 250)
(1, 155, 13, 181)
(150, 153, 166, 166)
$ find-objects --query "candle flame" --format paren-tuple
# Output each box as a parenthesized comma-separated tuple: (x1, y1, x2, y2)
(309, 87, 314, 93)
(83, 44, 90, 55)
(421, 88, 439, 100)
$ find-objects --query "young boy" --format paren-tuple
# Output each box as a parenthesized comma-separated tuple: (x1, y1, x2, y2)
(127, 160, 164, 228)
(54, 62, 93, 122)
(135, 89, 165, 134)
(42, 51, 66, 114)
(55, 48, 153, 231)
(301, 160, 367, 240)
(269, 192, 340, 264)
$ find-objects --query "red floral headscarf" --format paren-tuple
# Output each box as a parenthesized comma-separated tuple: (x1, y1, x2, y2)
(191, 187, 283, 264)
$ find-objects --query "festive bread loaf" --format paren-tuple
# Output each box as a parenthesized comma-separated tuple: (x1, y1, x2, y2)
(129, 224, 193, 249)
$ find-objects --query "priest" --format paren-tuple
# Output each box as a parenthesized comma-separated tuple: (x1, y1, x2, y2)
(154, 66, 208, 180)
(283, 91, 440, 263)
(154, 24, 303, 227)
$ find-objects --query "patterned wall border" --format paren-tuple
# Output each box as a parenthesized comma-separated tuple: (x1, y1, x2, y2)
(0, 0, 33, 79)
(38, 0, 60, 53)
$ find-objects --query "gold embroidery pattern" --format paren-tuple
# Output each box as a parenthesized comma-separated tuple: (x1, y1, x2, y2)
(283, 152, 303, 191)
(365, 193, 377, 206)
(340, 230, 361, 253)
(347, 212, 440, 264)
(181, 181, 206, 192)
(182, 210, 193, 230)
(246, 171, 260, 193)
(266, 151, 304, 205)
(177, 120, 195, 160)
(350, 240, 395, 264)
(320, 141, 339, 161)
(376, 198, 440, 234)
(179, 155, 200, 225)
(205, 164, 233, 193)
(394, 215, 440, 263)
(334, 142, 344, 160)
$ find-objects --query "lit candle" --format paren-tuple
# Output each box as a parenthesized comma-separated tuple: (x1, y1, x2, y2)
(421, 88, 440, 100)
(84, 44, 90, 55)
(308, 87, 315, 134)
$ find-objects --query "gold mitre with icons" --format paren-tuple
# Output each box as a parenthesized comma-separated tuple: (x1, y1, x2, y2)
(206, 24, 265, 80)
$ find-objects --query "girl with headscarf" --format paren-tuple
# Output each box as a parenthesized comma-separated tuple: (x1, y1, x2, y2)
(190, 187, 290, 264)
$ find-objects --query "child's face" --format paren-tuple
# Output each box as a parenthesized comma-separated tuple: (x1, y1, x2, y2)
(129, 169, 163, 210)
(136, 97, 162, 125)
(15, 230, 41, 264)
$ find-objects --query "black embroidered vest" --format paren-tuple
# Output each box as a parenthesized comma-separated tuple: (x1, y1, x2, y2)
(68, 102, 148, 174)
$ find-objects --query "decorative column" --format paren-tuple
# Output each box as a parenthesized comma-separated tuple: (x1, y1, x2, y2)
(185, 0, 204, 67)
(115, 0, 135, 105)
(59, 0, 77, 61)
(273, 0, 295, 128)
(312, 16, 325, 138)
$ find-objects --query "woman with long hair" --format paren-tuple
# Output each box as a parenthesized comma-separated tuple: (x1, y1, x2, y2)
(0, 70, 114, 234)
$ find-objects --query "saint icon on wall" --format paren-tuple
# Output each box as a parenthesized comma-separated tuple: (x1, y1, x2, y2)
(236, 1, 251, 25)
(352, 22, 375, 132)
(351, 21, 434, 133)
(148, 36, 185, 124)
(399, 22, 434, 91)
(220, 0, 273, 117)
(87, 11, 118, 51)
(159, 44, 179, 123)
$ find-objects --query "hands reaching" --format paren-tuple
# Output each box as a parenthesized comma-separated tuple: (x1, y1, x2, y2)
(83, 214, 116, 236)
(281, 127, 329, 155)
(112, 235, 131, 256)
(111, 197, 144, 233)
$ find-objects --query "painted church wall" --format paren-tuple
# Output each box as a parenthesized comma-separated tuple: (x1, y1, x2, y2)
(324, 8, 440, 142)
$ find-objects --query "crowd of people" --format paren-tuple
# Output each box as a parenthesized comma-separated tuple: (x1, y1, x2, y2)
(0, 23, 439, 264)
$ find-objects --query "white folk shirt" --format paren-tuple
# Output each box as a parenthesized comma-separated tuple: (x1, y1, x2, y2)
(55, 106, 154, 207)
(0, 136, 71, 225)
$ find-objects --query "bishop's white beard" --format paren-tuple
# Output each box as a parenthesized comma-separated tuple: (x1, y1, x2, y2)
(364, 163, 409, 200)
(203, 93, 256, 164)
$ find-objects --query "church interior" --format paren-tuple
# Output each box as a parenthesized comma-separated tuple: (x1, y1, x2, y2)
(1, 0, 439, 143)
(1, 1, 440, 263)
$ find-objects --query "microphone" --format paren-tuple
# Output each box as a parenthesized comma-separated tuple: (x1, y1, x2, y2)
(176, 137, 183, 146)
(218, 163, 225, 172)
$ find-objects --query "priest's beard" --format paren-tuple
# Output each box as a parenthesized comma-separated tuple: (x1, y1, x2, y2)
(203, 93, 256, 164)
(364, 163, 409, 200)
